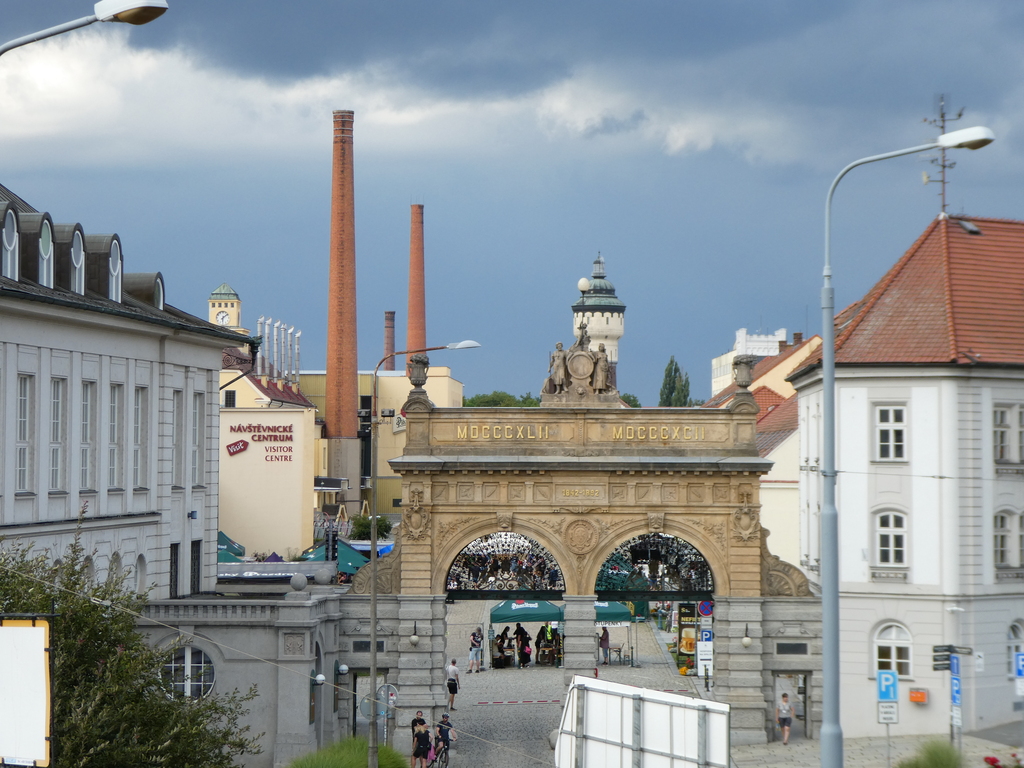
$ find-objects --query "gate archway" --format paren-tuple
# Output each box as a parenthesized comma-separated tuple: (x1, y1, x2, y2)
(444, 531, 566, 600)
(594, 533, 714, 602)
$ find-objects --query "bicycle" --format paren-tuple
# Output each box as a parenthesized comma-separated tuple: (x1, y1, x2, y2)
(428, 739, 449, 768)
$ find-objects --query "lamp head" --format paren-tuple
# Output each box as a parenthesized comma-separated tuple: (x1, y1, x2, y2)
(94, 0, 169, 24)
(937, 126, 995, 151)
(446, 340, 481, 350)
(578, 277, 591, 293)
(313, 673, 326, 686)
(337, 664, 349, 676)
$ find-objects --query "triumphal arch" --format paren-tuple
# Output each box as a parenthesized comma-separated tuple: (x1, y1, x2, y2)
(349, 347, 819, 744)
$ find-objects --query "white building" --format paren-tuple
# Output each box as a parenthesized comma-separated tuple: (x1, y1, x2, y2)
(1, 185, 235, 599)
(792, 214, 1024, 738)
(711, 328, 789, 396)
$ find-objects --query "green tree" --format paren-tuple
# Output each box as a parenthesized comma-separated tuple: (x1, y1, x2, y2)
(620, 392, 641, 408)
(350, 515, 393, 540)
(0, 532, 261, 768)
(659, 357, 682, 406)
(463, 391, 539, 407)
(670, 370, 690, 407)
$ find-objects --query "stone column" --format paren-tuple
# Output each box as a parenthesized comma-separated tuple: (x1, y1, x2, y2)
(710, 596, 769, 745)
(273, 591, 320, 766)
(562, 594, 598, 684)
(394, 595, 449, 732)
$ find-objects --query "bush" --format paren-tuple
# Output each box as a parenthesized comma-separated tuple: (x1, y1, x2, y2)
(286, 737, 406, 768)
(350, 515, 393, 540)
(895, 740, 961, 768)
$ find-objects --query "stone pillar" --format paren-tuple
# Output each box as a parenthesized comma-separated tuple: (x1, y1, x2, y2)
(394, 595, 448, 731)
(562, 594, 598, 684)
(273, 591, 320, 767)
(710, 596, 769, 745)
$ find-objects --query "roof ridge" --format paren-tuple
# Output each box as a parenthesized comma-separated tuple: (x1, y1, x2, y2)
(938, 217, 958, 361)
(834, 217, 942, 353)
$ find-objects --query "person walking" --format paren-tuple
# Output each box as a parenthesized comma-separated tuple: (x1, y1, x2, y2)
(468, 627, 483, 673)
(409, 710, 427, 768)
(411, 724, 431, 768)
(599, 627, 610, 665)
(445, 658, 460, 710)
(775, 692, 793, 745)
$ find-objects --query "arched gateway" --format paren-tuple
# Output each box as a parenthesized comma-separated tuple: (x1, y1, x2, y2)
(350, 353, 818, 745)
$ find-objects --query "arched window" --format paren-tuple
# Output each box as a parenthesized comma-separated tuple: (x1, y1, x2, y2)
(163, 647, 215, 698)
(135, 554, 148, 595)
(106, 552, 121, 583)
(70, 230, 85, 295)
(2, 208, 18, 280)
(875, 623, 912, 677)
(876, 512, 906, 566)
(108, 240, 122, 302)
(1008, 622, 1024, 676)
(38, 219, 53, 288)
(995, 513, 1012, 566)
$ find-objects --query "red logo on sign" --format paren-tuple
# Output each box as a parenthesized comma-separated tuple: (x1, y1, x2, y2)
(226, 440, 249, 456)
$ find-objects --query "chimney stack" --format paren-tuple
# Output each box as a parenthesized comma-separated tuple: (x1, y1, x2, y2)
(325, 110, 358, 439)
(407, 204, 426, 363)
(793, 332, 803, 345)
(383, 310, 396, 370)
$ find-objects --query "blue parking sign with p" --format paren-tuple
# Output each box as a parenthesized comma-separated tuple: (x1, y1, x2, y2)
(1015, 652, 1024, 678)
(951, 675, 962, 706)
(877, 670, 899, 702)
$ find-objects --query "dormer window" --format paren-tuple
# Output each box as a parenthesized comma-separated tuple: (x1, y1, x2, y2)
(153, 274, 164, 310)
(38, 219, 54, 288)
(2, 209, 18, 280)
(70, 230, 85, 295)
(109, 240, 122, 302)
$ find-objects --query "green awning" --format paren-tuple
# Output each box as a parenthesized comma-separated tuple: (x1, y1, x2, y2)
(218, 531, 245, 557)
(217, 550, 243, 563)
(490, 600, 563, 624)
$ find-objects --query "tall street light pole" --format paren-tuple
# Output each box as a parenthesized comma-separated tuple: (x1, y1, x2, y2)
(819, 125, 993, 768)
(0, 1, 168, 59)
(367, 339, 480, 768)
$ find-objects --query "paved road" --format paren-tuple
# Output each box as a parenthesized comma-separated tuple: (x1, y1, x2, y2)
(390, 598, 1022, 767)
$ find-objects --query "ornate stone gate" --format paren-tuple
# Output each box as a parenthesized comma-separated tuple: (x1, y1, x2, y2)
(350, 358, 818, 744)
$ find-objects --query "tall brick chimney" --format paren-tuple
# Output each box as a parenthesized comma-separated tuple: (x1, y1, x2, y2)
(325, 110, 358, 440)
(383, 310, 396, 370)
(407, 204, 426, 362)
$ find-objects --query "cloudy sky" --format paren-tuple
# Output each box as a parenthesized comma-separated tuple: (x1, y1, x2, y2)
(2, 1, 1022, 404)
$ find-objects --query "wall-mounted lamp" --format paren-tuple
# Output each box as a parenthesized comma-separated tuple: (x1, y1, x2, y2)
(187, 510, 198, 520)
(313, 673, 326, 687)
(409, 621, 420, 647)
(741, 623, 753, 648)
(336, 663, 349, 677)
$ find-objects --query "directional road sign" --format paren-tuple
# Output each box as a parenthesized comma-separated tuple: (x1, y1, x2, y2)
(951, 675, 962, 707)
(877, 670, 899, 702)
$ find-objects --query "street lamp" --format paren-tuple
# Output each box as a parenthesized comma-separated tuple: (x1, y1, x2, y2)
(0, 1, 168, 59)
(819, 125, 993, 768)
(366, 339, 480, 768)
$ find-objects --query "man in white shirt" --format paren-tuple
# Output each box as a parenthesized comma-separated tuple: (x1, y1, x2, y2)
(445, 658, 460, 710)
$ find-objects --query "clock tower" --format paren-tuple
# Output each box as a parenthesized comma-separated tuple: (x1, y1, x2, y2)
(208, 283, 246, 334)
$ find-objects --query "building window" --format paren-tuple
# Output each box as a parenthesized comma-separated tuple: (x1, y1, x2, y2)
(169, 542, 179, 599)
(191, 393, 204, 486)
(38, 219, 54, 288)
(995, 409, 1010, 461)
(49, 378, 66, 490)
(108, 384, 122, 488)
(223, 390, 236, 408)
(163, 647, 214, 698)
(876, 407, 906, 460)
(133, 387, 148, 488)
(16, 375, 34, 491)
(190, 539, 202, 595)
(2, 208, 19, 280)
(80, 382, 95, 489)
(876, 512, 906, 566)
(108, 240, 122, 302)
(70, 230, 85, 295)
(172, 391, 183, 486)
(1009, 623, 1024, 676)
(875, 624, 912, 677)
(995, 513, 1012, 566)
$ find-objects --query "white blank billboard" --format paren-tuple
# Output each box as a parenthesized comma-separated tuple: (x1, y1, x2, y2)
(0, 620, 51, 767)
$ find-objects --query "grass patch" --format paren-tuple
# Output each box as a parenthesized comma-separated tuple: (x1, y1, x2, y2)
(287, 737, 407, 768)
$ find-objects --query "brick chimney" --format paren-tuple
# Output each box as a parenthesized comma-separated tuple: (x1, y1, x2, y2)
(325, 110, 358, 440)
(383, 310, 396, 371)
(407, 204, 426, 363)
(793, 332, 804, 345)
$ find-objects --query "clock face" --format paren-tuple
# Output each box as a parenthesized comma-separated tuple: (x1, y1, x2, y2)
(216, 311, 230, 325)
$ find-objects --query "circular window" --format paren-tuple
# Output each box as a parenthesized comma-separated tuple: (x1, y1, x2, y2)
(163, 646, 215, 698)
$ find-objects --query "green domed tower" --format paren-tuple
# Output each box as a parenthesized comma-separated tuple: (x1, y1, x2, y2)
(572, 254, 625, 383)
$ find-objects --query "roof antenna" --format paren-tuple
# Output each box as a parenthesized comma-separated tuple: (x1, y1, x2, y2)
(922, 94, 964, 215)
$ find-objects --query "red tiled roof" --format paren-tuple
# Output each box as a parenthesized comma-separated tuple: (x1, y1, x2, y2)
(799, 215, 1024, 372)
(222, 347, 315, 408)
(752, 386, 785, 414)
(754, 395, 798, 458)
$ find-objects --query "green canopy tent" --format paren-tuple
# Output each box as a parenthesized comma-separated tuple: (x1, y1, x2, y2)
(489, 599, 563, 624)
(298, 541, 369, 574)
(217, 550, 243, 563)
(594, 601, 632, 627)
(218, 531, 245, 557)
